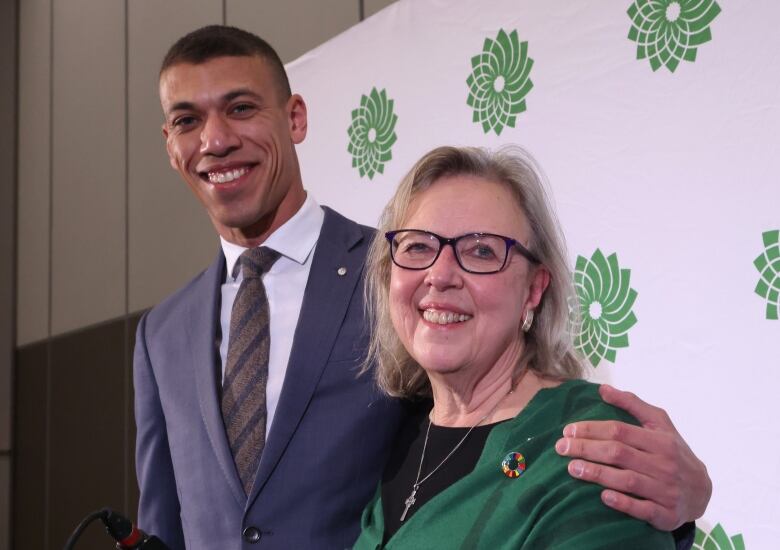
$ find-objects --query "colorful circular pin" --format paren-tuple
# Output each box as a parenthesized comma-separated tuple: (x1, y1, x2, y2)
(501, 451, 526, 478)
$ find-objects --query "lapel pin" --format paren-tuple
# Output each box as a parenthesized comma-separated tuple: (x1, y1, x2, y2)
(501, 451, 526, 478)
(337, 267, 347, 276)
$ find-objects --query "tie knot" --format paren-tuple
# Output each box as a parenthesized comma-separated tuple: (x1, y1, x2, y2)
(237, 247, 281, 279)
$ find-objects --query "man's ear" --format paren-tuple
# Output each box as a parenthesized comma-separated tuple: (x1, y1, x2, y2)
(162, 123, 177, 170)
(287, 94, 308, 144)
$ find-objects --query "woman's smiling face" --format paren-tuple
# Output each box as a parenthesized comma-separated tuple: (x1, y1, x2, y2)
(389, 174, 546, 382)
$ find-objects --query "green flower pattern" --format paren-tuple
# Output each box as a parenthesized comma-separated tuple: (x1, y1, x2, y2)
(694, 523, 746, 550)
(466, 29, 533, 135)
(347, 87, 398, 179)
(754, 230, 780, 320)
(573, 250, 638, 367)
(628, 0, 721, 72)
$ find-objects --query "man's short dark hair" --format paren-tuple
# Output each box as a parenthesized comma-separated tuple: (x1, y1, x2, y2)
(160, 25, 292, 100)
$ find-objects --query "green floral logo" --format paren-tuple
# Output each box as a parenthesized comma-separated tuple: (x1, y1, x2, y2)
(627, 0, 721, 72)
(573, 250, 638, 367)
(347, 87, 398, 179)
(694, 523, 745, 550)
(754, 229, 780, 320)
(466, 29, 533, 135)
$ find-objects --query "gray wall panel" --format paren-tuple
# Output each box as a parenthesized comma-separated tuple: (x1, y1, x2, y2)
(50, 0, 126, 336)
(1, 0, 17, 544)
(0, 374, 9, 549)
(0, 456, 9, 550)
(13, 344, 47, 550)
(1, 0, 18, 458)
(0, 456, 8, 550)
(49, 323, 126, 550)
(364, 0, 397, 18)
(227, 0, 360, 63)
(127, 0, 223, 313)
(17, 0, 51, 346)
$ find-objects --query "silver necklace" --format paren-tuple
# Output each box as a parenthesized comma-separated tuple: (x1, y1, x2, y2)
(399, 389, 513, 522)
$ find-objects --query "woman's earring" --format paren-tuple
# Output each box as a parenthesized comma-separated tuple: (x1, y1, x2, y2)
(521, 309, 534, 333)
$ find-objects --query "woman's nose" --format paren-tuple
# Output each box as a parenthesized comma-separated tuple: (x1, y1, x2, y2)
(424, 245, 464, 290)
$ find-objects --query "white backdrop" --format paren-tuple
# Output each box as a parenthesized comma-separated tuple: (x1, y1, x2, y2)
(287, 1, 779, 547)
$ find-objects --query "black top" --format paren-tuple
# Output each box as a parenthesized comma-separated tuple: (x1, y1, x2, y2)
(381, 401, 507, 542)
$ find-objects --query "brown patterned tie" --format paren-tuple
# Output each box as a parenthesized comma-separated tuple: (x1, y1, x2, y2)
(222, 246, 281, 496)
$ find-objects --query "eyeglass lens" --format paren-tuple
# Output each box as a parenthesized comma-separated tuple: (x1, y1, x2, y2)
(390, 230, 509, 273)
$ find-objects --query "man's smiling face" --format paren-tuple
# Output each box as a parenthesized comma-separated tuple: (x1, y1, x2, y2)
(159, 55, 307, 246)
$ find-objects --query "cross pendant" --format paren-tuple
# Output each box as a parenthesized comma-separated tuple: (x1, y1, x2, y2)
(400, 487, 418, 522)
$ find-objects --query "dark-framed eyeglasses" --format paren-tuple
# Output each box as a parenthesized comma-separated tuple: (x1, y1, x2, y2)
(385, 229, 540, 274)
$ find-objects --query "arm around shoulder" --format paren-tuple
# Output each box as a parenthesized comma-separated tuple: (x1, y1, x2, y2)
(520, 389, 676, 549)
(556, 384, 711, 535)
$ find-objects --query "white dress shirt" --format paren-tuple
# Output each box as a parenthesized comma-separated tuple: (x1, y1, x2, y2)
(219, 195, 325, 436)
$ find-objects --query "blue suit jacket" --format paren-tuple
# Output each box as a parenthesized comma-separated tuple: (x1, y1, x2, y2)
(134, 207, 405, 549)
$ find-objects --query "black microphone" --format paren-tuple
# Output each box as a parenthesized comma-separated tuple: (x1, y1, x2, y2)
(64, 508, 170, 550)
(100, 509, 170, 550)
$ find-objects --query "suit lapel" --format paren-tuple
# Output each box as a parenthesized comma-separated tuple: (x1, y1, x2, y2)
(185, 251, 247, 507)
(248, 208, 367, 502)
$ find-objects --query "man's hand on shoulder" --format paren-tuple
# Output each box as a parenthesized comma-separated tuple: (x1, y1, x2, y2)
(554, 384, 711, 531)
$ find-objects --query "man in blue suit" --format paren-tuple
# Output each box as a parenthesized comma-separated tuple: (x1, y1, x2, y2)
(134, 26, 710, 550)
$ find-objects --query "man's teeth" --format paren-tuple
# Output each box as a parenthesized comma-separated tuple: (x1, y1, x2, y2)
(208, 167, 248, 184)
(422, 310, 472, 325)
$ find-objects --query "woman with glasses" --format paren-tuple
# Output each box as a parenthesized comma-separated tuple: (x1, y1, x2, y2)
(353, 146, 674, 548)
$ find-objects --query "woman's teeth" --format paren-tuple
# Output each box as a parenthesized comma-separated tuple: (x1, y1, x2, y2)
(422, 310, 472, 325)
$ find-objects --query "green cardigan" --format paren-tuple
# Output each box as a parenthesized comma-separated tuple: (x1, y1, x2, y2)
(354, 379, 674, 549)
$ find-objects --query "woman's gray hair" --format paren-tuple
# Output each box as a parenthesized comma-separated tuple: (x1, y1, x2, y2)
(363, 145, 584, 398)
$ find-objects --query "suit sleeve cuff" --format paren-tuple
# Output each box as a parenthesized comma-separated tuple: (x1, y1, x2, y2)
(673, 521, 696, 550)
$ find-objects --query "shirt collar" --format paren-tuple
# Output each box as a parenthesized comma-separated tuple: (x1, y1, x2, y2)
(220, 194, 324, 281)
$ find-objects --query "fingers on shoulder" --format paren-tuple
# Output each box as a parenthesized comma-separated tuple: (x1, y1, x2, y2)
(601, 490, 679, 531)
(570, 460, 647, 496)
(558, 437, 638, 469)
(565, 419, 633, 441)
(600, 385, 674, 428)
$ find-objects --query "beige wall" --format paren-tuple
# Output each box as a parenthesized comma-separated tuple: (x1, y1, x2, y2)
(17, 0, 397, 346)
(17, 0, 50, 347)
